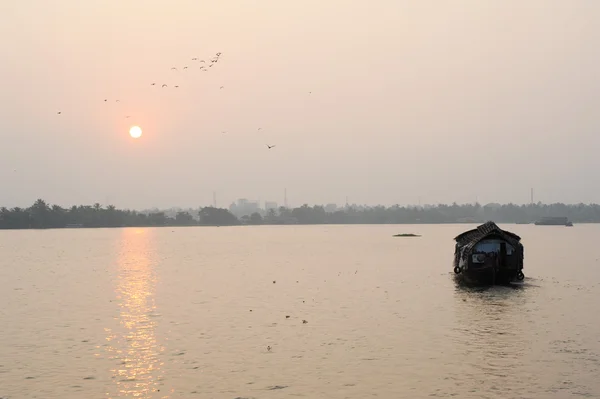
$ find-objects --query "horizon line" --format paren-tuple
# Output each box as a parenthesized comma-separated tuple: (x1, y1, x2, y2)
(4, 199, 600, 212)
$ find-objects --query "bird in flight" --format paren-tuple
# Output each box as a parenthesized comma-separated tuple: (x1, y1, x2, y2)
(199, 60, 205, 63)
(192, 57, 198, 61)
(174, 85, 179, 88)
(183, 66, 188, 70)
(266, 144, 276, 149)
(171, 67, 177, 71)
(151, 83, 156, 86)
(258, 127, 262, 131)
(57, 111, 61, 115)
(116, 100, 120, 102)
(125, 116, 131, 119)
(220, 86, 224, 89)
(221, 131, 227, 134)
(104, 99, 108, 102)
(216, 52, 222, 56)
(162, 84, 168, 88)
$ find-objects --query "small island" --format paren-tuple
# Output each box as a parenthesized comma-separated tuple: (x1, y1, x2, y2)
(393, 233, 421, 237)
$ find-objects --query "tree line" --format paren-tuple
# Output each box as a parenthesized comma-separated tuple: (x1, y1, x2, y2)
(1, 199, 600, 229)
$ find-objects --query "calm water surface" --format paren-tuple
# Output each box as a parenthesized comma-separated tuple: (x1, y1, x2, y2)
(1, 224, 600, 398)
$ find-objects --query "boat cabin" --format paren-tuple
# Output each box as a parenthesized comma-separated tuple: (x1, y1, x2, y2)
(453, 221, 524, 284)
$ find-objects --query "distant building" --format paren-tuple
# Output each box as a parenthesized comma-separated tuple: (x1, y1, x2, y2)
(324, 203, 338, 213)
(229, 198, 260, 217)
(264, 201, 278, 211)
(484, 203, 502, 211)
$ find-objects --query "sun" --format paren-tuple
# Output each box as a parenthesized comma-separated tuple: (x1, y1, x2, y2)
(129, 125, 142, 139)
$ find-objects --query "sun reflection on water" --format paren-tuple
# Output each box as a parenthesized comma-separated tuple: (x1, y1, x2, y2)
(105, 228, 167, 398)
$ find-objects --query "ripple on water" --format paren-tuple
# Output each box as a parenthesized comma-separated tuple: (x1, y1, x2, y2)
(2, 225, 600, 398)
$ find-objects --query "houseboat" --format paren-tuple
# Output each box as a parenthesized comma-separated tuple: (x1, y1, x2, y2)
(534, 216, 570, 226)
(453, 221, 524, 285)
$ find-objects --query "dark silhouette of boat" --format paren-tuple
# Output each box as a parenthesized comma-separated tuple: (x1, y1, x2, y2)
(453, 221, 524, 285)
(534, 216, 571, 226)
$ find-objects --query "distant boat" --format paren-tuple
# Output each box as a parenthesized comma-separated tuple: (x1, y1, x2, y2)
(534, 216, 571, 226)
(516, 221, 530, 225)
(453, 221, 524, 285)
(565, 221, 573, 227)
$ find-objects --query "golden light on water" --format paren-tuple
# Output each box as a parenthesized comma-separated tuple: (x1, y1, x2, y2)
(105, 228, 167, 398)
(129, 126, 142, 139)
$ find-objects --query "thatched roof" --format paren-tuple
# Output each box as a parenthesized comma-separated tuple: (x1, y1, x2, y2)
(455, 221, 521, 250)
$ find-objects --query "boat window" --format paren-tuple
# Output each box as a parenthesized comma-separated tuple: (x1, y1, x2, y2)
(473, 240, 514, 255)
(472, 253, 486, 263)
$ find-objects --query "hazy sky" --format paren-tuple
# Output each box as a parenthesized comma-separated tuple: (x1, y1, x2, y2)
(1, 1, 599, 209)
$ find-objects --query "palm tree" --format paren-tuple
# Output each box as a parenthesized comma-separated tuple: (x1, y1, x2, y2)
(30, 199, 50, 228)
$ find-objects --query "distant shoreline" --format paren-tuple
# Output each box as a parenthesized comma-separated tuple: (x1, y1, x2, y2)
(2, 222, 596, 232)
(1, 199, 597, 229)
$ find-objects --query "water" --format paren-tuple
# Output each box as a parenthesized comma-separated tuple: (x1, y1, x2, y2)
(1, 224, 599, 398)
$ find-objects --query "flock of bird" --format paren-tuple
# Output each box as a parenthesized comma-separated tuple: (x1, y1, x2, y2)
(53, 51, 315, 149)
(57, 52, 223, 110)
(150, 52, 223, 89)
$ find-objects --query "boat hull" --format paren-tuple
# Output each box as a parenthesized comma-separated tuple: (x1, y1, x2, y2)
(535, 216, 570, 225)
(459, 266, 520, 286)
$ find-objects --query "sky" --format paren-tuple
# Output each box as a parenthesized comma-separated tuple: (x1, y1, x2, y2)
(1, 0, 599, 209)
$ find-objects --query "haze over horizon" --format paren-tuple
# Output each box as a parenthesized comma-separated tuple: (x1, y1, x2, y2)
(1, 1, 599, 209)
